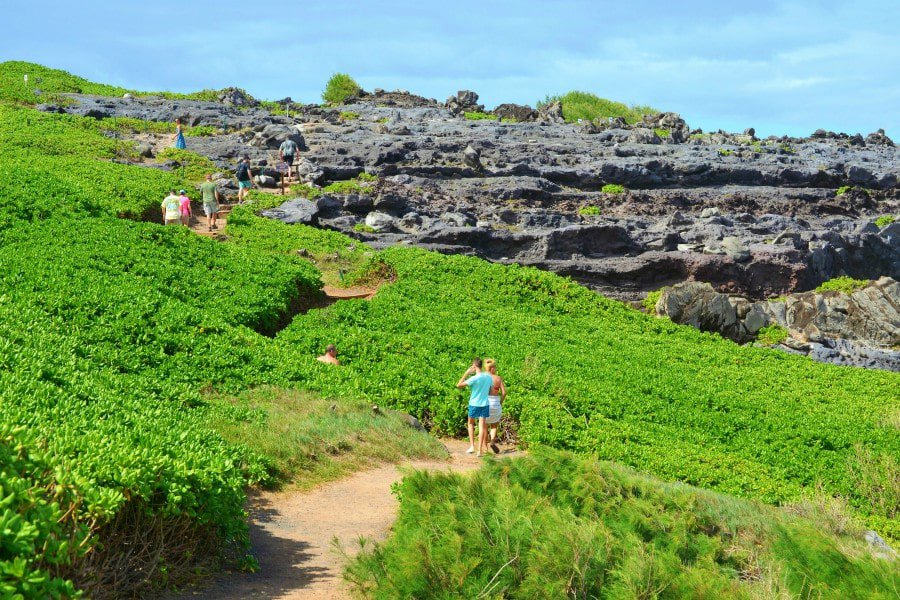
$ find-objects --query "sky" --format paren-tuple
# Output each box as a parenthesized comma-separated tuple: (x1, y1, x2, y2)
(3, 1, 898, 138)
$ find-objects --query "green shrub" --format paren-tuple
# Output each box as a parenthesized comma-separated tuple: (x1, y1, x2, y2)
(654, 127, 670, 139)
(347, 450, 900, 598)
(642, 288, 664, 313)
(601, 183, 626, 194)
(353, 223, 376, 233)
(156, 147, 218, 183)
(322, 73, 361, 105)
(578, 205, 601, 216)
(339, 111, 360, 121)
(718, 148, 734, 156)
(816, 276, 870, 294)
(757, 324, 788, 346)
(536, 91, 657, 125)
(875, 215, 895, 228)
(463, 111, 497, 121)
(836, 185, 854, 196)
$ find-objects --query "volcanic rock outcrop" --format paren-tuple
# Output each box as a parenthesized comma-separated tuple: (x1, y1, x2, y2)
(40, 89, 900, 305)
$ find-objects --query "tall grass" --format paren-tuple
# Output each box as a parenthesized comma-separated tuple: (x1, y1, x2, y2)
(538, 91, 658, 124)
(205, 387, 448, 488)
(347, 449, 900, 598)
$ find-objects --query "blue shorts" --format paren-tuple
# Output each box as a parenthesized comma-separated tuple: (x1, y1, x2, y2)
(238, 180, 252, 189)
(468, 405, 490, 419)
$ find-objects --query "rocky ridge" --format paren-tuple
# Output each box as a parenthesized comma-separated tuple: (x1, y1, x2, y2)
(655, 277, 900, 371)
(39, 89, 900, 305)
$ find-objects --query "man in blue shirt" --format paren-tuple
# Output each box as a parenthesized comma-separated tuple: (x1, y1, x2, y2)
(456, 358, 493, 456)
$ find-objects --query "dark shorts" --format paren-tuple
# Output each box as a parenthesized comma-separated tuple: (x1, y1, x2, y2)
(283, 154, 294, 165)
(468, 405, 490, 419)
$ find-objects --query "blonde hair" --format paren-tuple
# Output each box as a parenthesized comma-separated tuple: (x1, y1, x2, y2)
(484, 358, 496, 372)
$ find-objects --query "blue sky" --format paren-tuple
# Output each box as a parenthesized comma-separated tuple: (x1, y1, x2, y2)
(3, 1, 898, 137)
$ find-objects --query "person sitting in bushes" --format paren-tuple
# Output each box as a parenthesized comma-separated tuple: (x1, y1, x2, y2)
(317, 344, 340, 365)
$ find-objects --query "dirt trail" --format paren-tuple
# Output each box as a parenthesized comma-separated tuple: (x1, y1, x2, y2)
(177, 439, 519, 599)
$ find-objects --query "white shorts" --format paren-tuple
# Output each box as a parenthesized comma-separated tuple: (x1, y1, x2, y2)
(486, 395, 502, 424)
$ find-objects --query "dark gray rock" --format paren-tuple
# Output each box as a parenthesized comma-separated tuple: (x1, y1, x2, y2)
(365, 211, 395, 232)
(261, 198, 319, 225)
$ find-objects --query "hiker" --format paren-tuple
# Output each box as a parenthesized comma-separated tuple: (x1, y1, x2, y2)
(456, 358, 493, 456)
(161, 190, 181, 225)
(236, 155, 253, 202)
(317, 344, 340, 365)
(173, 118, 186, 149)
(278, 137, 299, 180)
(200, 174, 222, 231)
(483, 358, 507, 454)
(178, 189, 192, 226)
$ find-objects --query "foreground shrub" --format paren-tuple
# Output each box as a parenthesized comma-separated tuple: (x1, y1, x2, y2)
(537, 91, 657, 124)
(322, 73, 361, 105)
(347, 449, 900, 598)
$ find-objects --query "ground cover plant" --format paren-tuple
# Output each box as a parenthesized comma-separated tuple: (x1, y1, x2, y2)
(272, 244, 899, 539)
(347, 449, 900, 598)
(815, 276, 870, 294)
(537, 91, 658, 124)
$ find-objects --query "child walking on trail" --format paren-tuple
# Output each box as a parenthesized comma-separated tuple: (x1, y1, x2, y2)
(161, 190, 181, 225)
(178, 189, 191, 226)
(456, 358, 493, 457)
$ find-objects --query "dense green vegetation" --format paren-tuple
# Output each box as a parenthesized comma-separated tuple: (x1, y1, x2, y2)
(578, 205, 601, 216)
(2, 63, 897, 597)
(464, 111, 498, 121)
(347, 449, 899, 598)
(0, 61, 253, 106)
(322, 72, 362, 105)
(875, 215, 895, 228)
(602, 183, 627, 194)
(270, 245, 898, 539)
(537, 91, 658, 124)
(815, 276, 870, 294)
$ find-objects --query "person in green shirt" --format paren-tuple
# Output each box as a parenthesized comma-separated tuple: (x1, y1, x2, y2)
(199, 174, 222, 231)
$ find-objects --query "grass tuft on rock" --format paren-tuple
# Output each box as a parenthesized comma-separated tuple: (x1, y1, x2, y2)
(537, 91, 657, 124)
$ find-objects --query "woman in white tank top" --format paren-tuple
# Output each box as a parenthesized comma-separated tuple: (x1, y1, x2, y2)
(483, 358, 507, 454)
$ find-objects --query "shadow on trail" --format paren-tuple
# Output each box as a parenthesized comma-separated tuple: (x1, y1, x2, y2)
(175, 493, 331, 599)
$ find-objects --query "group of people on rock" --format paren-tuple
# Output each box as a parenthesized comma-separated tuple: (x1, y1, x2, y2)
(457, 358, 507, 456)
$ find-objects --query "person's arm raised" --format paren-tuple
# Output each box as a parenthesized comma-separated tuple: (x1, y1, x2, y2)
(456, 366, 475, 388)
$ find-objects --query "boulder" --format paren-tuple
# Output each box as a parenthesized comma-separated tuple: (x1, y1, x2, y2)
(628, 128, 662, 144)
(492, 103, 537, 122)
(721, 237, 751, 262)
(658, 282, 744, 341)
(250, 124, 305, 150)
(463, 145, 482, 170)
(537, 101, 564, 124)
(365, 211, 395, 232)
(254, 174, 277, 187)
(260, 198, 319, 225)
(294, 157, 325, 184)
(218, 87, 259, 107)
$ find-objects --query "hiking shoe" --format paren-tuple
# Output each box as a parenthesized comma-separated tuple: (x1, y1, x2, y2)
(490, 443, 500, 454)
(466, 446, 475, 454)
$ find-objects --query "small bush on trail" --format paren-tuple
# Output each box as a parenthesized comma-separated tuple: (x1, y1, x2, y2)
(601, 183, 625, 194)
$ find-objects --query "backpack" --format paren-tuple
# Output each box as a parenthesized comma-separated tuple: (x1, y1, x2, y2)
(236, 162, 250, 180)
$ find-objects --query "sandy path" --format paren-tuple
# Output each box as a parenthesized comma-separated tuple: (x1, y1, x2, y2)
(177, 439, 518, 599)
